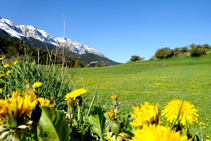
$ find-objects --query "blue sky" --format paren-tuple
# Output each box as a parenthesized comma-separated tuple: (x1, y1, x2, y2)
(1, 0, 211, 63)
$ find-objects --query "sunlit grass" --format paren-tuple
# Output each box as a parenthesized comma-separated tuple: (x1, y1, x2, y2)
(67, 53, 211, 137)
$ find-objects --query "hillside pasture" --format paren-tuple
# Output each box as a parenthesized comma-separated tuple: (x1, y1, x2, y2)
(67, 54, 211, 136)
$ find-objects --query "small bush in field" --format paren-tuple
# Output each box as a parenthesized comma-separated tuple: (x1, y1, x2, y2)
(155, 47, 173, 59)
(190, 48, 206, 57)
(180, 47, 188, 52)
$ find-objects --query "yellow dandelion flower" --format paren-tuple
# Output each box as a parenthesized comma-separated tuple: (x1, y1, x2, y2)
(0, 74, 5, 78)
(65, 89, 87, 100)
(6, 70, 12, 75)
(107, 108, 115, 119)
(13, 61, 19, 65)
(0, 88, 2, 93)
(38, 97, 54, 108)
(130, 124, 192, 141)
(24, 88, 37, 101)
(4, 64, 10, 68)
(1, 90, 38, 119)
(0, 57, 4, 61)
(111, 93, 118, 100)
(31, 62, 35, 65)
(161, 99, 198, 125)
(25, 62, 29, 64)
(32, 82, 43, 88)
(130, 102, 160, 128)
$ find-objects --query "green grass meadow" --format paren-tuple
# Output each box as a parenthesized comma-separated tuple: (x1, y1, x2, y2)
(67, 54, 211, 136)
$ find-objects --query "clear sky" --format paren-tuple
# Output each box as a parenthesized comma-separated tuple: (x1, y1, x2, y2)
(1, 0, 211, 63)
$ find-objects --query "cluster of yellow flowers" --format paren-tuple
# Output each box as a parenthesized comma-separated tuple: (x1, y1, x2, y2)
(0, 60, 20, 78)
(129, 99, 199, 141)
(0, 82, 53, 126)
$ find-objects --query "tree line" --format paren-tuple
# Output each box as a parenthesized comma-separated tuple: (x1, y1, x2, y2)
(153, 43, 211, 59)
(129, 43, 211, 62)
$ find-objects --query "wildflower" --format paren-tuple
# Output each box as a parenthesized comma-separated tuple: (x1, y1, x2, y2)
(107, 108, 115, 119)
(25, 62, 29, 64)
(31, 62, 35, 65)
(0, 89, 2, 93)
(38, 97, 54, 108)
(24, 88, 37, 101)
(0, 57, 4, 61)
(32, 82, 43, 88)
(1, 90, 38, 119)
(25, 80, 29, 83)
(130, 102, 160, 128)
(6, 70, 12, 75)
(65, 89, 87, 100)
(4, 64, 10, 68)
(13, 61, 19, 65)
(130, 124, 192, 141)
(0, 74, 5, 78)
(161, 99, 198, 125)
(111, 93, 118, 100)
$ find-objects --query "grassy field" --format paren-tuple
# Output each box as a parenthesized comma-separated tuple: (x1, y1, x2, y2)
(67, 53, 211, 136)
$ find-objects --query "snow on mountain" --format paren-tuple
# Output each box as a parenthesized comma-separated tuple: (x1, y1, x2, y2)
(0, 17, 105, 57)
(55, 37, 105, 57)
(0, 17, 23, 38)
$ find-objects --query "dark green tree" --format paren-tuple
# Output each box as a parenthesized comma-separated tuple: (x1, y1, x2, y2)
(130, 55, 143, 62)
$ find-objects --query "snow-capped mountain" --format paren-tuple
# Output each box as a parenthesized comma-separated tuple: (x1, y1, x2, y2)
(0, 17, 105, 57)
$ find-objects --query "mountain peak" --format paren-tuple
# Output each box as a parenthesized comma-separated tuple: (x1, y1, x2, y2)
(0, 17, 105, 57)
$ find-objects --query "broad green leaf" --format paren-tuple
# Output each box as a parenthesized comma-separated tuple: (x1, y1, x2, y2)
(87, 106, 106, 140)
(37, 106, 71, 141)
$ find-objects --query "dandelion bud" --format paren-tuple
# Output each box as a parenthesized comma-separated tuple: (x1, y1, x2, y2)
(111, 93, 117, 100)
(51, 96, 55, 101)
(107, 108, 115, 119)
(111, 120, 121, 136)
(111, 93, 118, 106)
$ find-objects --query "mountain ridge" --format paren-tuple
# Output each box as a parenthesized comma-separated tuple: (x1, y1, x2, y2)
(0, 16, 105, 57)
(0, 25, 120, 66)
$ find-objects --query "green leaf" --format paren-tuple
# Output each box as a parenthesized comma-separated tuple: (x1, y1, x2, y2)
(87, 106, 106, 140)
(37, 106, 71, 141)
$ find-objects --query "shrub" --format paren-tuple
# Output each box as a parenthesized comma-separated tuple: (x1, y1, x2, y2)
(154, 47, 173, 59)
(190, 48, 206, 57)
(180, 47, 188, 52)
(96, 63, 102, 67)
(202, 44, 210, 49)
(129, 55, 143, 62)
(173, 47, 180, 56)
